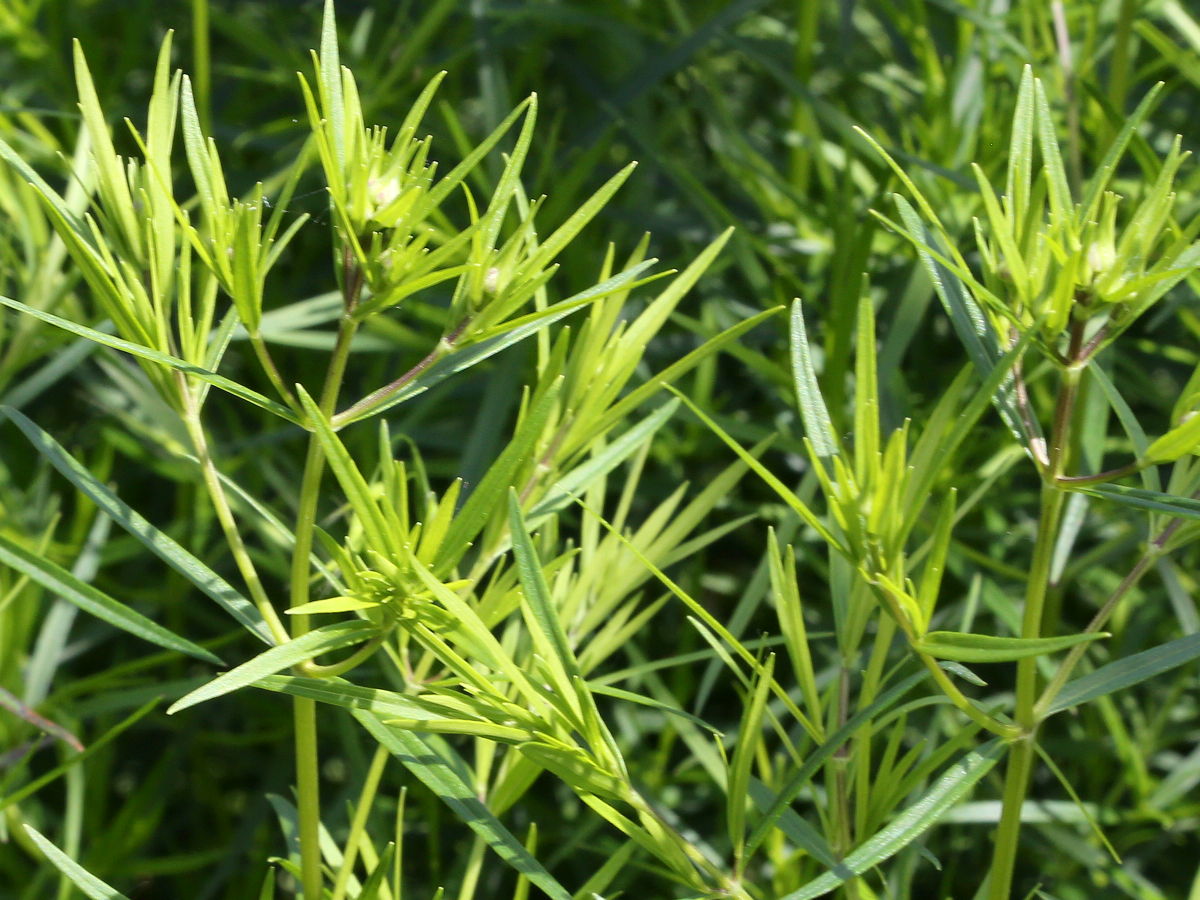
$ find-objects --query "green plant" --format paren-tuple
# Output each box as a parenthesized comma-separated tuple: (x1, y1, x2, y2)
(4, 2, 1200, 898)
(0, 2, 770, 896)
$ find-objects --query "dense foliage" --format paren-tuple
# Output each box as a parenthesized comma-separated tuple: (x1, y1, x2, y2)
(2, 2, 1199, 898)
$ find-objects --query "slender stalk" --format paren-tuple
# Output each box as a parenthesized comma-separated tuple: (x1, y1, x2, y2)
(177, 375, 289, 644)
(986, 487, 1064, 900)
(292, 252, 363, 900)
(248, 331, 299, 412)
(332, 315, 471, 427)
(987, 352, 1081, 899)
(300, 634, 385, 678)
(1035, 512, 1186, 717)
(1055, 459, 1141, 485)
(918, 654, 1019, 739)
(331, 744, 390, 900)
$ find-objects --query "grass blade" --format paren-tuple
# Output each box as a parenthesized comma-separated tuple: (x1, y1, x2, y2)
(22, 825, 131, 900)
(0, 294, 300, 424)
(1, 405, 275, 645)
(167, 621, 378, 714)
(1046, 632, 1200, 716)
(780, 739, 1004, 900)
(0, 533, 220, 664)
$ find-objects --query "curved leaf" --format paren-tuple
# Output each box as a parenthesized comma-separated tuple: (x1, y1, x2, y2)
(0, 533, 220, 664)
(167, 621, 378, 714)
(781, 740, 1005, 900)
(914, 630, 1108, 663)
(0, 294, 300, 424)
(23, 825, 130, 900)
(1, 405, 275, 645)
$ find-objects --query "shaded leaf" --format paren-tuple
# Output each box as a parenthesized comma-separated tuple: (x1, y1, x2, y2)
(0, 533, 220, 664)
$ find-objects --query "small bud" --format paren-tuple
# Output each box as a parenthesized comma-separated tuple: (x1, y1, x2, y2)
(483, 266, 501, 295)
(1086, 240, 1116, 278)
(367, 175, 400, 211)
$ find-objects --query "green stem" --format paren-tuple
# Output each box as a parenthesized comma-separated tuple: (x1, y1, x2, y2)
(292, 275, 362, 900)
(330, 744, 389, 900)
(988, 356, 1080, 899)
(1035, 512, 1185, 717)
(297, 635, 385, 678)
(918, 653, 1018, 740)
(248, 331, 299, 412)
(332, 315, 471, 427)
(178, 376, 288, 644)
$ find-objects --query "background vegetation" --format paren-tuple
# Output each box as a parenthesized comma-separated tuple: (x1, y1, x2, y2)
(2, 1, 1200, 898)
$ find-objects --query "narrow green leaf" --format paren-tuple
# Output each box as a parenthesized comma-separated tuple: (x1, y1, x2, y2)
(296, 386, 393, 550)
(354, 711, 572, 900)
(434, 378, 562, 572)
(0, 294, 300, 423)
(1, 406, 274, 645)
(527, 162, 636, 273)
(1069, 482, 1200, 520)
(893, 196, 1043, 460)
(914, 630, 1107, 663)
(745, 670, 928, 857)
(0, 533, 220, 664)
(1080, 83, 1165, 223)
(414, 96, 533, 219)
(853, 291, 880, 480)
(73, 40, 140, 257)
(357, 843, 395, 900)
(1006, 67, 1034, 227)
(780, 740, 1004, 900)
(1145, 414, 1200, 463)
(286, 597, 380, 615)
(916, 490, 956, 625)
(728, 654, 774, 859)
(23, 825, 130, 900)
(789, 299, 837, 460)
(180, 74, 218, 222)
(589, 306, 781, 442)
(1032, 77, 1073, 226)
(508, 490, 582, 683)
(747, 778, 839, 870)
(334, 261, 658, 426)
(167, 621, 378, 714)
(319, 0, 345, 172)
(480, 95, 537, 251)
(767, 535, 822, 730)
(254, 674, 470, 723)
(668, 387, 845, 553)
(1046, 632, 1200, 715)
(0, 136, 89, 238)
(527, 400, 679, 525)
(973, 162, 1029, 295)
